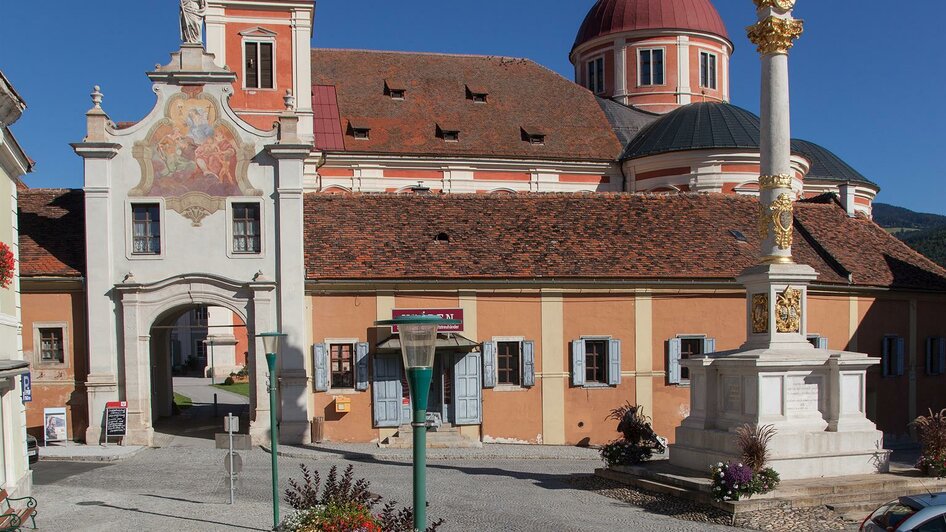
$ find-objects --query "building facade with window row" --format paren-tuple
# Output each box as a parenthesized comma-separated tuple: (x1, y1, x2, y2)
(11, 0, 940, 450)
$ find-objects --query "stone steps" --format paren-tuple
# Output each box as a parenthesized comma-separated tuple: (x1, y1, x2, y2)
(380, 424, 482, 449)
(597, 462, 946, 516)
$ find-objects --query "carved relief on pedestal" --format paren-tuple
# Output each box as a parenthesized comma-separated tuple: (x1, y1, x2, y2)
(131, 86, 261, 226)
(752, 293, 769, 334)
(747, 16, 804, 55)
(775, 287, 802, 333)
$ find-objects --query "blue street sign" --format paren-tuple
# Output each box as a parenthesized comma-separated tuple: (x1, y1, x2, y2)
(21, 373, 31, 403)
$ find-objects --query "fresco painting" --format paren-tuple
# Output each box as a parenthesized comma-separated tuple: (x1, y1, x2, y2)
(132, 87, 259, 225)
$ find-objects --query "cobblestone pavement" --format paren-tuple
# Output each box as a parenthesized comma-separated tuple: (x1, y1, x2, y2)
(31, 446, 737, 531)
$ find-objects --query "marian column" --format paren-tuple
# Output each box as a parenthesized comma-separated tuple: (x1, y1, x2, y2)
(668, 1, 888, 480)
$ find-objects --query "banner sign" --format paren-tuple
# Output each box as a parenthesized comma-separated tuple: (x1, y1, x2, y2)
(21, 373, 31, 403)
(391, 308, 464, 333)
(105, 401, 128, 438)
(43, 407, 68, 443)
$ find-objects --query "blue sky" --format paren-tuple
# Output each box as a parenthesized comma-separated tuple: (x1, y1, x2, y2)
(2, 1, 943, 213)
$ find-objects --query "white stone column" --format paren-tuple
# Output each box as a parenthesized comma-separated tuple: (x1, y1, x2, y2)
(291, 8, 315, 143)
(677, 36, 691, 105)
(71, 91, 121, 445)
(266, 107, 314, 445)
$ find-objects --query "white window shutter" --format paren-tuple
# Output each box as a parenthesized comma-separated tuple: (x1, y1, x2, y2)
(482, 341, 496, 388)
(704, 338, 716, 354)
(571, 339, 585, 387)
(355, 342, 369, 391)
(927, 337, 934, 376)
(896, 337, 906, 377)
(816, 337, 829, 350)
(313, 343, 329, 392)
(938, 338, 946, 376)
(668, 338, 682, 385)
(607, 339, 621, 386)
(522, 341, 535, 387)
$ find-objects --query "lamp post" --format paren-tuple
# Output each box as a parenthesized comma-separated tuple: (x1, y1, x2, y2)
(208, 337, 216, 385)
(375, 315, 459, 531)
(258, 331, 286, 530)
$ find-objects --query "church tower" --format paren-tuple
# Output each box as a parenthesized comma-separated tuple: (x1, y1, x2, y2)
(203, 0, 315, 142)
(571, 0, 732, 114)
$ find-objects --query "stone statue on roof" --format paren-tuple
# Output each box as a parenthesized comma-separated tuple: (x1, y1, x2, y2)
(180, 0, 207, 44)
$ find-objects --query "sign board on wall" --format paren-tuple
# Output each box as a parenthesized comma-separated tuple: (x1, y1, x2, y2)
(105, 401, 128, 439)
(391, 309, 464, 333)
(43, 407, 68, 444)
(21, 373, 31, 403)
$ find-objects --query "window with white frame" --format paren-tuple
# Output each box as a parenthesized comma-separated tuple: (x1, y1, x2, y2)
(639, 49, 664, 86)
(668, 335, 716, 384)
(882, 335, 905, 377)
(699, 51, 717, 90)
(808, 335, 829, 350)
(244, 41, 275, 90)
(232, 203, 261, 254)
(131, 203, 161, 255)
(330, 343, 355, 389)
(39, 328, 64, 364)
(570, 337, 622, 387)
(482, 339, 536, 388)
(587, 57, 605, 94)
(496, 341, 521, 386)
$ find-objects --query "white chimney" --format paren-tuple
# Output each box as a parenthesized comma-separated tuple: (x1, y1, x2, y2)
(838, 183, 856, 217)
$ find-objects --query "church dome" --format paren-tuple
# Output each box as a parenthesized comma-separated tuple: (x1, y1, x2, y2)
(622, 102, 760, 160)
(573, 0, 730, 51)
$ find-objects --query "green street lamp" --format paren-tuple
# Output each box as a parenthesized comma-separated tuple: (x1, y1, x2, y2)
(258, 331, 286, 530)
(374, 315, 460, 531)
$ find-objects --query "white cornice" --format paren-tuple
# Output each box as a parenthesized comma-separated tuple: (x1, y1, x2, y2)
(0, 127, 30, 178)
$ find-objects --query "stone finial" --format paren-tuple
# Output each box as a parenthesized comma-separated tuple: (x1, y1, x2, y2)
(253, 270, 267, 282)
(284, 90, 296, 111)
(122, 272, 136, 284)
(91, 86, 104, 109)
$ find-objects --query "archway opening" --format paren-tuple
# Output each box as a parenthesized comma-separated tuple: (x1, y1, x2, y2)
(150, 304, 250, 446)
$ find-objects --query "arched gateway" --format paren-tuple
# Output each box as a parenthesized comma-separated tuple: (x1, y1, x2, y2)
(72, 43, 313, 447)
(116, 274, 275, 446)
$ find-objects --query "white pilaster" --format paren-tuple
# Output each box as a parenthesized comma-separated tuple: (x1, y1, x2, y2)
(677, 36, 691, 105)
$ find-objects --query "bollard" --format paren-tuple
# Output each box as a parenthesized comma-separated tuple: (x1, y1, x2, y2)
(214, 393, 218, 417)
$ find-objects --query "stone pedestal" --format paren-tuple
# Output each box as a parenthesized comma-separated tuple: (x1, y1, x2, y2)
(669, 264, 889, 480)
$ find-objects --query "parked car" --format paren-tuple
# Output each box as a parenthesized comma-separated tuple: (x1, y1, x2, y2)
(26, 435, 38, 465)
(861, 493, 946, 531)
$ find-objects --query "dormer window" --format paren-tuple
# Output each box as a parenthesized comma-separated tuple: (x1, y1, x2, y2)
(521, 126, 546, 145)
(436, 124, 460, 143)
(466, 85, 489, 103)
(348, 119, 370, 140)
(384, 81, 406, 100)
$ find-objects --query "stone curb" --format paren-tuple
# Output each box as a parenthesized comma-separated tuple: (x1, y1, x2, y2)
(262, 444, 602, 462)
(38, 447, 145, 463)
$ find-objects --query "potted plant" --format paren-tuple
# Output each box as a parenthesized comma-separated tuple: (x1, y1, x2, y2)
(600, 402, 665, 467)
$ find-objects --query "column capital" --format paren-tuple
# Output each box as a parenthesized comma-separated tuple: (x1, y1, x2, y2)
(753, 0, 796, 11)
(747, 16, 804, 56)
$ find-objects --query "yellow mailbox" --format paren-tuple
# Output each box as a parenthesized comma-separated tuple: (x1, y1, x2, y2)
(334, 396, 352, 413)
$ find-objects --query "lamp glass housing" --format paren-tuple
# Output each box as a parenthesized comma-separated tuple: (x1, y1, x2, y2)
(398, 322, 439, 369)
(259, 332, 285, 355)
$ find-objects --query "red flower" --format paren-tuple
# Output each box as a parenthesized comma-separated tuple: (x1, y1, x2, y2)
(0, 242, 14, 289)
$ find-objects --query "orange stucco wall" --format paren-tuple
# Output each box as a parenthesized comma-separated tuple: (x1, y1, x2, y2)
(562, 295, 636, 445)
(224, 8, 294, 130)
(477, 294, 544, 443)
(857, 297, 910, 436)
(650, 293, 745, 441)
(916, 299, 946, 423)
(807, 295, 853, 350)
(22, 292, 88, 442)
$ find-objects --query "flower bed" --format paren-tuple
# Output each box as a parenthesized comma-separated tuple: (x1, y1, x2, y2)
(710, 462, 780, 502)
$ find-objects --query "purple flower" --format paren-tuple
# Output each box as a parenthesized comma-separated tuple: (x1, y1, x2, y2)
(722, 462, 753, 491)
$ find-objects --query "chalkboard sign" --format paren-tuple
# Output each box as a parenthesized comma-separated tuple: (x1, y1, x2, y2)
(105, 402, 127, 438)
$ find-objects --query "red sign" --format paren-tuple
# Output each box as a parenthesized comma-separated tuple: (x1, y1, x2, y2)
(391, 308, 464, 333)
(105, 401, 127, 409)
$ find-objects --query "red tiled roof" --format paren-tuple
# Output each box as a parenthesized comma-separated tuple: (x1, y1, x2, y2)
(573, 0, 730, 51)
(18, 189, 85, 277)
(312, 85, 345, 151)
(303, 193, 946, 291)
(310, 49, 622, 161)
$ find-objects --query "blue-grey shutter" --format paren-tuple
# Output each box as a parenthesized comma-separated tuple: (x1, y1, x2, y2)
(927, 337, 934, 375)
(938, 338, 946, 376)
(522, 340, 535, 387)
(896, 337, 905, 376)
(454, 351, 482, 425)
(704, 338, 716, 354)
(355, 342, 369, 391)
(607, 339, 621, 386)
(882, 337, 891, 377)
(313, 343, 329, 392)
(668, 338, 682, 384)
(482, 341, 497, 389)
(372, 355, 402, 427)
(571, 339, 585, 387)
(816, 337, 829, 350)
